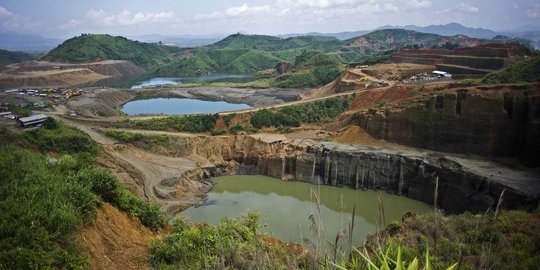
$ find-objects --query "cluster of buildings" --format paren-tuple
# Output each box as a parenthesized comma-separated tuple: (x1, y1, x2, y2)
(0, 103, 50, 128)
(401, 70, 452, 84)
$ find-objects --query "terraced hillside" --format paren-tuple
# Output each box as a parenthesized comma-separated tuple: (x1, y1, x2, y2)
(392, 44, 534, 77)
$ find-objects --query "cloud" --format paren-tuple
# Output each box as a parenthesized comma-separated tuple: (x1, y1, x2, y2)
(404, 0, 432, 10)
(225, 4, 272, 16)
(457, 2, 479, 13)
(526, 5, 540, 18)
(84, 9, 175, 27)
(195, 3, 286, 20)
(0, 6, 13, 17)
(436, 2, 479, 15)
(59, 19, 82, 30)
(278, 0, 360, 9)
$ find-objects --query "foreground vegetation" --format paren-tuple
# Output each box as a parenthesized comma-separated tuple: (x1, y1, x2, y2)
(364, 211, 540, 270)
(151, 213, 304, 269)
(0, 121, 165, 269)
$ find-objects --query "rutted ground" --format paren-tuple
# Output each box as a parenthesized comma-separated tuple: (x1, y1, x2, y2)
(0, 60, 145, 88)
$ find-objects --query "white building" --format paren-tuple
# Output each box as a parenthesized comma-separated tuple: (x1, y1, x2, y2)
(432, 70, 452, 78)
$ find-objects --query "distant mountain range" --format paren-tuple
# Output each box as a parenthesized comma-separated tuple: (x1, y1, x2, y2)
(128, 34, 226, 48)
(281, 23, 540, 49)
(0, 32, 62, 52)
(1, 23, 539, 53)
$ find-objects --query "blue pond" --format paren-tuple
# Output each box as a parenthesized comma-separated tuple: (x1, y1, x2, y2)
(130, 74, 252, 89)
(122, 98, 250, 115)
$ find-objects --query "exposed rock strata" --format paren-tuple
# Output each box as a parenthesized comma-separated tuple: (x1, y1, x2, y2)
(186, 136, 540, 215)
(354, 84, 540, 166)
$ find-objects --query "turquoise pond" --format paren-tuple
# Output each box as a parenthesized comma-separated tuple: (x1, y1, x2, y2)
(121, 98, 250, 115)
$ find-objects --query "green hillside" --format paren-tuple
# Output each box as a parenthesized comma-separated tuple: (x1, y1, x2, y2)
(154, 48, 284, 76)
(482, 55, 540, 83)
(154, 34, 348, 78)
(208, 34, 345, 52)
(0, 49, 36, 67)
(346, 29, 485, 52)
(43, 34, 181, 68)
(274, 50, 345, 88)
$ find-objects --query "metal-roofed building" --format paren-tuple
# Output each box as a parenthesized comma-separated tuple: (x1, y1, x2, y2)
(432, 70, 452, 78)
(17, 114, 48, 127)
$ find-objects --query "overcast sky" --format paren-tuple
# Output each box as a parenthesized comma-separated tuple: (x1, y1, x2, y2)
(1, 0, 539, 38)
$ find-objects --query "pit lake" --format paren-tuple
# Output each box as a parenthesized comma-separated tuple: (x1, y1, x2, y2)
(181, 175, 431, 247)
(122, 98, 250, 115)
(130, 73, 253, 89)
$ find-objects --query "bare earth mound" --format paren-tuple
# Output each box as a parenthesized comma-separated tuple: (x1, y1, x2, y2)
(77, 203, 155, 270)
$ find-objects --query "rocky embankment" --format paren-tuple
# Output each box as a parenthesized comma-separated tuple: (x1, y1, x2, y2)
(355, 84, 540, 166)
(184, 135, 539, 215)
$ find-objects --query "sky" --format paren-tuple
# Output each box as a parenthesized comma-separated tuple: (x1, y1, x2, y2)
(0, 0, 539, 38)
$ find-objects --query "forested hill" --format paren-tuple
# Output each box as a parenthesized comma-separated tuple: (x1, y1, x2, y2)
(42, 30, 526, 78)
(0, 49, 37, 67)
(42, 34, 182, 68)
(207, 34, 346, 51)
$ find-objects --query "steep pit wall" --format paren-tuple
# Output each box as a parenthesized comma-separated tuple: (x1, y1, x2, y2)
(355, 85, 540, 166)
(186, 136, 539, 215)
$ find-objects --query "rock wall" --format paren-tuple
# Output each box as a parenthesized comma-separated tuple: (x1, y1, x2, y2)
(355, 85, 540, 166)
(238, 143, 539, 215)
(184, 135, 539, 215)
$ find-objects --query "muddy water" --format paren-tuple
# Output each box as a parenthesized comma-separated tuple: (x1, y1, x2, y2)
(182, 175, 430, 246)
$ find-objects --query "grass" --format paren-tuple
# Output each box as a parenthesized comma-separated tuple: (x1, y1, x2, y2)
(0, 121, 166, 268)
(44, 34, 180, 68)
(363, 211, 540, 270)
(115, 114, 219, 133)
(103, 129, 191, 157)
(150, 212, 302, 269)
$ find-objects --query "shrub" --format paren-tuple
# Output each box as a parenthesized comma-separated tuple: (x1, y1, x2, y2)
(410, 85, 424, 95)
(75, 167, 119, 202)
(222, 113, 236, 126)
(25, 122, 98, 155)
(118, 114, 218, 133)
(250, 97, 351, 128)
(42, 117, 59, 129)
(74, 165, 165, 231)
(7, 104, 32, 117)
(115, 187, 165, 231)
(150, 212, 294, 269)
(210, 129, 227, 136)
(229, 124, 258, 135)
